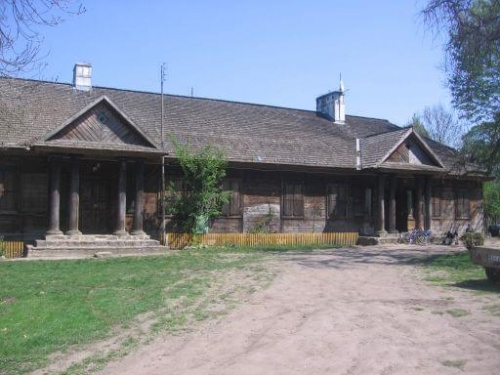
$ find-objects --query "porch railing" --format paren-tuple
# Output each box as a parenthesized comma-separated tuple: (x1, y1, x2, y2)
(163, 232, 358, 250)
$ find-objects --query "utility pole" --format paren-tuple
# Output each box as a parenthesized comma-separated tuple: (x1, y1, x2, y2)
(161, 63, 167, 244)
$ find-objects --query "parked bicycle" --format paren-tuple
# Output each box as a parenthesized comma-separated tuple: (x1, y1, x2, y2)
(403, 229, 431, 245)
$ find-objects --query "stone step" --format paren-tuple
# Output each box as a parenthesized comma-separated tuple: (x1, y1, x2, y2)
(44, 234, 151, 241)
(35, 239, 161, 248)
(27, 246, 168, 259)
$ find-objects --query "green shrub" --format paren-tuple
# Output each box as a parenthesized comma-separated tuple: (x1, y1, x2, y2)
(460, 232, 484, 250)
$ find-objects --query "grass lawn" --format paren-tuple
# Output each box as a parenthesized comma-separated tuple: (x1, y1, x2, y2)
(423, 250, 499, 291)
(0, 244, 336, 374)
(0, 247, 273, 374)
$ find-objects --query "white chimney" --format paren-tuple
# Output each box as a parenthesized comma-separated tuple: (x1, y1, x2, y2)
(316, 80, 346, 124)
(73, 62, 92, 91)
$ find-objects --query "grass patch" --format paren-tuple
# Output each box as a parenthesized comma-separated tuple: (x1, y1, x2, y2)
(482, 303, 500, 316)
(442, 359, 467, 371)
(423, 251, 486, 284)
(446, 308, 470, 318)
(0, 246, 283, 374)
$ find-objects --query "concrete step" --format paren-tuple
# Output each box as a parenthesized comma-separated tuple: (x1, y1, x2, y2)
(357, 235, 402, 246)
(27, 246, 168, 259)
(35, 239, 161, 248)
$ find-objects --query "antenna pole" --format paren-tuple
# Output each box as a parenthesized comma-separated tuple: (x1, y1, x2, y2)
(160, 63, 167, 245)
(161, 63, 166, 150)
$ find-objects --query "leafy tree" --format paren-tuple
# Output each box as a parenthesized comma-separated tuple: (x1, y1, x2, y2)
(0, 0, 85, 76)
(422, 104, 464, 148)
(407, 113, 430, 138)
(421, 0, 500, 123)
(166, 137, 229, 234)
(461, 112, 500, 175)
(484, 180, 500, 224)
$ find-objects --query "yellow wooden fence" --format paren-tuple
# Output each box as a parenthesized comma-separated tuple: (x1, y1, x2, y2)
(1, 240, 25, 258)
(164, 232, 358, 250)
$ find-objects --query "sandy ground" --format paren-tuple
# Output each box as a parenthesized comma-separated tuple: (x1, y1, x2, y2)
(99, 245, 500, 375)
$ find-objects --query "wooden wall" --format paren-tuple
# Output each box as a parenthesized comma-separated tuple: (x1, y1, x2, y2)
(430, 179, 483, 235)
(0, 156, 487, 240)
(0, 157, 48, 240)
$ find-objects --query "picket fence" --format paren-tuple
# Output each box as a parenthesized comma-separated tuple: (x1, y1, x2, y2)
(1, 240, 25, 258)
(164, 232, 358, 250)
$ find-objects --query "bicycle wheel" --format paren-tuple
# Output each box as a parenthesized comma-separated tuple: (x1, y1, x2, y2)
(416, 233, 428, 245)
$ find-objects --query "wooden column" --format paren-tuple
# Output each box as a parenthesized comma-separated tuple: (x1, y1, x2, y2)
(416, 177, 424, 230)
(377, 175, 387, 236)
(66, 158, 81, 236)
(389, 176, 397, 233)
(47, 158, 63, 235)
(114, 161, 128, 236)
(131, 162, 145, 236)
(425, 177, 432, 231)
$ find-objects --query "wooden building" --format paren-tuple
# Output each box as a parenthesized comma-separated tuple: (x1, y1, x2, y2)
(0, 64, 488, 254)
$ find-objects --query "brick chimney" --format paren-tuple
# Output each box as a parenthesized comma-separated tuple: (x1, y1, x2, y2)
(73, 63, 92, 91)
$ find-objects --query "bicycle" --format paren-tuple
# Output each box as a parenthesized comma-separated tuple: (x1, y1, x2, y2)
(403, 229, 431, 245)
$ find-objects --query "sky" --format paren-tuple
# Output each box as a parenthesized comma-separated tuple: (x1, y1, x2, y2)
(29, 0, 451, 126)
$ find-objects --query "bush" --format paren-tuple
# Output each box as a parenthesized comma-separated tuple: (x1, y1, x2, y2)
(460, 232, 484, 250)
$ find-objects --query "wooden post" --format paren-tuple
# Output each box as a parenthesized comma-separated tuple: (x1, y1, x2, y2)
(425, 177, 432, 230)
(416, 176, 424, 230)
(389, 175, 397, 233)
(131, 162, 145, 236)
(114, 161, 128, 236)
(47, 158, 63, 235)
(66, 158, 81, 236)
(377, 175, 387, 236)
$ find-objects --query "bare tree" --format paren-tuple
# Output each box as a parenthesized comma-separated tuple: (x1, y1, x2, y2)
(421, 104, 464, 148)
(0, 0, 85, 76)
(407, 113, 430, 138)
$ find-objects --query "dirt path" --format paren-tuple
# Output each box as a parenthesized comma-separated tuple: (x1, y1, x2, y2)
(99, 245, 500, 375)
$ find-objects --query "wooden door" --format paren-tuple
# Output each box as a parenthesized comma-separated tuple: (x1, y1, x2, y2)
(80, 179, 110, 234)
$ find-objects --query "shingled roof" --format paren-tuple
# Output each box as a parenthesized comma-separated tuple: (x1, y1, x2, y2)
(0, 77, 483, 176)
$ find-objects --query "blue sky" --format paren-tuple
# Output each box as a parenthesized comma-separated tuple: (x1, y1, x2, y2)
(35, 0, 450, 125)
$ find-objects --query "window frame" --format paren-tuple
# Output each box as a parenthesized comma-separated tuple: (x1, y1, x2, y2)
(281, 180, 305, 219)
(220, 178, 242, 218)
(455, 188, 470, 220)
(327, 183, 349, 220)
(0, 169, 18, 213)
(159, 176, 189, 217)
(431, 184, 442, 218)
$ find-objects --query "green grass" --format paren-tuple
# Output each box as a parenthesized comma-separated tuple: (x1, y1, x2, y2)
(446, 308, 470, 318)
(442, 359, 467, 371)
(0, 246, 278, 374)
(423, 251, 486, 284)
(483, 303, 500, 316)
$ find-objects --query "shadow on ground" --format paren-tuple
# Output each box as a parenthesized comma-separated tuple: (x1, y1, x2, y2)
(452, 279, 500, 294)
(272, 246, 458, 270)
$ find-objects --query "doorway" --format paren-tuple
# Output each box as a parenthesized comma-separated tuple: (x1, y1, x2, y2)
(80, 177, 111, 234)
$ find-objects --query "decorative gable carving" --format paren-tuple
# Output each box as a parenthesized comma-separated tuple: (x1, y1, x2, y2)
(387, 136, 437, 166)
(45, 97, 156, 149)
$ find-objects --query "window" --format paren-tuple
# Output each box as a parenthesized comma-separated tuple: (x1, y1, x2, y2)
(221, 179, 242, 217)
(282, 182, 304, 218)
(0, 170, 16, 212)
(21, 173, 47, 214)
(352, 186, 365, 217)
(365, 188, 372, 216)
(455, 189, 470, 219)
(159, 177, 188, 216)
(432, 186, 442, 218)
(327, 184, 348, 219)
